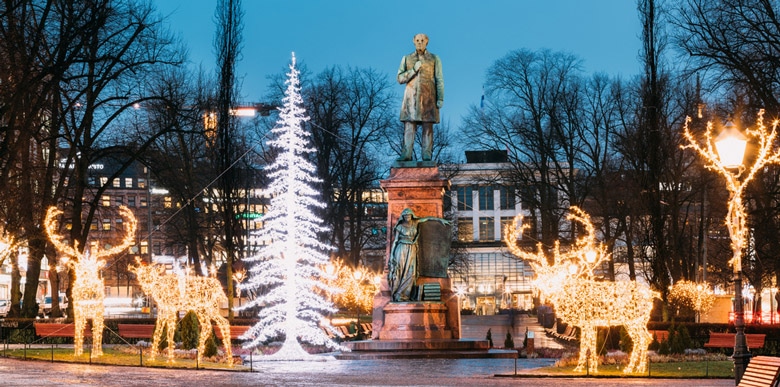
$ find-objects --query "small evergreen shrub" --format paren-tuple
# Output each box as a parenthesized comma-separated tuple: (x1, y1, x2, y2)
(504, 331, 514, 349)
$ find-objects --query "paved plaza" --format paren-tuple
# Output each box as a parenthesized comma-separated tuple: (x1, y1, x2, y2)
(0, 356, 734, 386)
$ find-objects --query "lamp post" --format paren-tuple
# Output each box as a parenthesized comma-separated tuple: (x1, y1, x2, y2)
(683, 111, 780, 384)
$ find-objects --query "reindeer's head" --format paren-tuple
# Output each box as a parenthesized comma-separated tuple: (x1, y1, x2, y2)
(128, 258, 165, 293)
(504, 206, 610, 302)
(44, 205, 138, 267)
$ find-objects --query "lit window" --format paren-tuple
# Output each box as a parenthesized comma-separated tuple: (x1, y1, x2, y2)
(478, 217, 495, 241)
(90, 222, 98, 231)
(137, 178, 146, 189)
(102, 219, 111, 231)
(125, 177, 133, 188)
(140, 241, 148, 255)
(140, 197, 148, 207)
(164, 197, 172, 208)
(457, 219, 473, 242)
(102, 195, 110, 207)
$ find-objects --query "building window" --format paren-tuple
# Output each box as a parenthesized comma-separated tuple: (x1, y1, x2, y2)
(128, 196, 136, 207)
(102, 219, 111, 231)
(137, 178, 146, 189)
(478, 186, 494, 211)
(140, 197, 148, 207)
(479, 217, 495, 241)
(114, 196, 123, 206)
(140, 241, 148, 255)
(112, 178, 120, 188)
(499, 186, 515, 210)
(90, 222, 98, 231)
(115, 218, 123, 230)
(125, 177, 133, 188)
(457, 219, 473, 242)
(164, 197, 172, 208)
(456, 187, 473, 211)
(101, 195, 110, 207)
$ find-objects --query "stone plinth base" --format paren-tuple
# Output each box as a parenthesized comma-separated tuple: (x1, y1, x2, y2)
(339, 339, 514, 360)
(379, 302, 452, 340)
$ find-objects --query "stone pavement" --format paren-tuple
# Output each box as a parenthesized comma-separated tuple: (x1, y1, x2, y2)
(0, 356, 734, 386)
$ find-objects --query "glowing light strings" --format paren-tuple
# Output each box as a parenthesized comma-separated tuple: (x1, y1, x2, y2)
(129, 260, 233, 365)
(44, 205, 137, 357)
(505, 207, 658, 374)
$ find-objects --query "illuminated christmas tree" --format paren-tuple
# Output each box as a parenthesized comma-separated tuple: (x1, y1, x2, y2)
(238, 53, 343, 360)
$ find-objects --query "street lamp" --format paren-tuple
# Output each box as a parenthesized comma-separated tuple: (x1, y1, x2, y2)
(683, 110, 780, 384)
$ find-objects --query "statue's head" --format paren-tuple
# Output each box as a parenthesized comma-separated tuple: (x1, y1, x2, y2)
(413, 33, 428, 52)
(400, 208, 415, 221)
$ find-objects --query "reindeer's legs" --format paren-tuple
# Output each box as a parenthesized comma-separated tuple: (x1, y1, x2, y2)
(150, 315, 167, 359)
(624, 326, 652, 374)
(211, 313, 233, 366)
(165, 318, 176, 362)
(92, 313, 104, 357)
(74, 316, 85, 357)
(195, 313, 211, 365)
(575, 325, 598, 374)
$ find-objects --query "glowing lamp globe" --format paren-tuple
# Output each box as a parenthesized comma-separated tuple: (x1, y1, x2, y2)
(715, 121, 748, 169)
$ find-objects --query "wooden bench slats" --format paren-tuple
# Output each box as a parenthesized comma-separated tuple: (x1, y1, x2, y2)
(704, 332, 766, 349)
(117, 324, 155, 338)
(34, 323, 92, 338)
(214, 325, 251, 340)
(738, 356, 780, 387)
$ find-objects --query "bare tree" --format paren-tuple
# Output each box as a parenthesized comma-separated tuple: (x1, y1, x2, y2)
(461, 48, 586, 252)
(213, 0, 243, 319)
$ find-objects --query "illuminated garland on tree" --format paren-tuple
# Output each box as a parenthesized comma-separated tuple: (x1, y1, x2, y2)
(129, 260, 233, 365)
(505, 207, 658, 374)
(324, 258, 380, 318)
(237, 53, 344, 360)
(44, 206, 137, 357)
(668, 280, 715, 318)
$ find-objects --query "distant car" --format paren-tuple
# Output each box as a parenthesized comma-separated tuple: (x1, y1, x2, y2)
(0, 300, 9, 317)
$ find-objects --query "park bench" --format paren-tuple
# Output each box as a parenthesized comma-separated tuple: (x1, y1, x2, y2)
(214, 325, 252, 341)
(738, 355, 780, 387)
(34, 322, 92, 338)
(117, 324, 155, 339)
(704, 332, 766, 350)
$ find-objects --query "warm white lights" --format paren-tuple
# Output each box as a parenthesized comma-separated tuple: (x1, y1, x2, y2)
(129, 259, 233, 365)
(505, 207, 658, 374)
(44, 206, 137, 357)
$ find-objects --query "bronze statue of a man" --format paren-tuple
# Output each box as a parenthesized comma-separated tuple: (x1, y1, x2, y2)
(397, 33, 444, 162)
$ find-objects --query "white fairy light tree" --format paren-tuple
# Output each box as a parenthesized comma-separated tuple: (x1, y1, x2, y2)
(237, 53, 344, 360)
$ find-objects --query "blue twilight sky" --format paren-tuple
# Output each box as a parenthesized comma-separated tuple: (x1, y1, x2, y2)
(155, 0, 643, 130)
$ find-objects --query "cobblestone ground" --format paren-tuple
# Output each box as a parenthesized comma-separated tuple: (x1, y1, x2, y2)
(0, 356, 734, 386)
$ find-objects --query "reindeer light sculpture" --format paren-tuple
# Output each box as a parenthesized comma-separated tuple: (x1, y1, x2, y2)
(505, 207, 658, 374)
(44, 205, 137, 357)
(129, 259, 233, 365)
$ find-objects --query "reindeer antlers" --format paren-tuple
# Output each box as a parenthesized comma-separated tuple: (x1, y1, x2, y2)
(44, 207, 80, 259)
(44, 205, 138, 261)
(503, 206, 609, 277)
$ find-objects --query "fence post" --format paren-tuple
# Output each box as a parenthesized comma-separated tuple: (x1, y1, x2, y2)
(195, 349, 199, 370)
(51, 343, 54, 362)
(139, 346, 143, 367)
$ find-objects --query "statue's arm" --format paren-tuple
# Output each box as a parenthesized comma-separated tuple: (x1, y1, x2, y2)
(397, 56, 417, 84)
(435, 55, 444, 108)
(418, 216, 451, 226)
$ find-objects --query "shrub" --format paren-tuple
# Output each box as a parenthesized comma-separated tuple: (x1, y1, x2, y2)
(486, 328, 493, 348)
(180, 311, 199, 350)
(504, 331, 514, 349)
